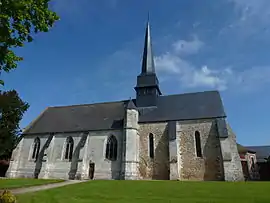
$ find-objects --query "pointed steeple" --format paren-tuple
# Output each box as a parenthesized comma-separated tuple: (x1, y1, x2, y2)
(134, 16, 161, 108)
(141, 17, 155, 75)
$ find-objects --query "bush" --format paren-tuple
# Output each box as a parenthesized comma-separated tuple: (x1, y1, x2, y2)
(0, 190, 17, 203)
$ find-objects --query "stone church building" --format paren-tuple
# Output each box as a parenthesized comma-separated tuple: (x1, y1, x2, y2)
(7, 21, 244, 181)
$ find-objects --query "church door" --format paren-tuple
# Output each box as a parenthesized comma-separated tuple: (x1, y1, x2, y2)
(88, 162, 95, 180)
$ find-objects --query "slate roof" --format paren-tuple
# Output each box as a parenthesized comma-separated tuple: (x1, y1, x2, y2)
(23, 90, 226, 135)
(127, 99, 137, 110)
(244, 146, 270, 162)
(237, 143, 256, 154)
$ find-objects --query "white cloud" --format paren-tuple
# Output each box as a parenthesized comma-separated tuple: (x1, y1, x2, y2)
(155, 53, 187, 74)
(155, 36, 270, 92)
(222, 0, 270, 37)
(230, 0, 270, 15)
(155, 37, 228, 91)
(172, 36, 204, 55)
(191, 66, 227, 91)
(155, 52, 229, 91)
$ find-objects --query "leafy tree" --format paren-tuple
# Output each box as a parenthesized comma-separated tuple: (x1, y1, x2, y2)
(0, 90, 29, 159)
(0, 0, 59, 85)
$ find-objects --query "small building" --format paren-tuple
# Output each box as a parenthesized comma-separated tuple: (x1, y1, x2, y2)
(237, 144, 259, 180)
(245, 146, 270, 181)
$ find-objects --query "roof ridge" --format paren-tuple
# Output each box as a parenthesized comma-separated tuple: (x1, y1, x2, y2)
(50, 99, 131, 109)
(160, 90, 219, 98)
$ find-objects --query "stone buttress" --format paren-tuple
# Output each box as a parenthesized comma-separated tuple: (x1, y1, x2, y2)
(6, 137, 24, 178)
(217, 118, 244, 181)
(121, 99, 140, 179)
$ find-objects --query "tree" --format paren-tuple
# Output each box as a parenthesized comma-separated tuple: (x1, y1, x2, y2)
(0, 90, 29, 159)
(0, 0, 59, 85)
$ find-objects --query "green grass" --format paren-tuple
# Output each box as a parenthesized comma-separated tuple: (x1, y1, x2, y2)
(0, 178, 64, 189)
(16, 180, 270, 203)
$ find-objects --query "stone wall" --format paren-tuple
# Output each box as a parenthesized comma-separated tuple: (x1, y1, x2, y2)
(7, 117, 244, 181)
(45, 133, 82, 179)
(219, 124, 244, 181)
(178, 119, 223, 181)
(122, 108, 140, 180)
(138, 123, 170, 180)
(7, 138, 25, 178)
(168, 121, 180, 180)
(7, 134, 50, 178)
(7, 130, 124, 180)
(82, 130, 123, 180)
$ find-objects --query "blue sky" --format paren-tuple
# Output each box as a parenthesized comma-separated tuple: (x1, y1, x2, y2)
(1, 0, 270, 146)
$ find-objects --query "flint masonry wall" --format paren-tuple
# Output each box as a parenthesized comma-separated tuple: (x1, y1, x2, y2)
(138, 123, 170, 180)
(178, 119, 223, 181)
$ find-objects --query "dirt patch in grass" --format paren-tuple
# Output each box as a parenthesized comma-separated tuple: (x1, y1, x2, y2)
(16, 180, 270, 203)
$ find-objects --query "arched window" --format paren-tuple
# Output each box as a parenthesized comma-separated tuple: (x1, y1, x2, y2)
(149, 133, 154, 159)
(32, 137, 40, 160)
(105, 135, 118, 161)
(195, 131, 202, 157)
(65, 136, 74, 161)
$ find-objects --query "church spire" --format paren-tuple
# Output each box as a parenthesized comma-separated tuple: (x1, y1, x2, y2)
(134, 16, 161, 108)
(141, 17, 155, 75)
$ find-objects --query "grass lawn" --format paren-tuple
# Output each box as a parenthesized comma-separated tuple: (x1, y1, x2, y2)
(0, 178, 64, 189)
(16, 180, 270, 203)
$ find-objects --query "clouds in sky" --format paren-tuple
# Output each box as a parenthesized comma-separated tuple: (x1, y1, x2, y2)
(230, 0, 270, 22)
(172, 36, 204, 55)
(147, 0, 270, 92)
(154, 34, 270, 92)
(52, 0, 270, 94)
(155, 36, 228, 91)
(153, 0, 270, 93)
(221, 0, 270, 37)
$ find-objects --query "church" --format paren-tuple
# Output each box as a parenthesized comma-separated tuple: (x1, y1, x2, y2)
(7, 20, 244, 181)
